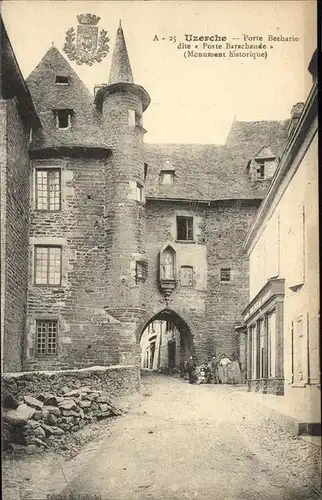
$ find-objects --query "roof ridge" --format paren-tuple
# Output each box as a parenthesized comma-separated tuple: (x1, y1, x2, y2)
(234, 119, 289, 124)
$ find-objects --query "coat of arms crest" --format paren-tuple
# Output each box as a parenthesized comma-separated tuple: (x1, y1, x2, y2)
(63, 14, 109, 65)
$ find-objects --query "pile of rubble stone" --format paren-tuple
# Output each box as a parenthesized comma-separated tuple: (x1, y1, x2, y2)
(2, 385, 122, 455)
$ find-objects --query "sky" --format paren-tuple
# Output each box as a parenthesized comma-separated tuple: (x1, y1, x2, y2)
(1, 0, 317, 144)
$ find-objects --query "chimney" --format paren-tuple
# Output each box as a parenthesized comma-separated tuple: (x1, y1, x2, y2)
(287, 102, 304, 138)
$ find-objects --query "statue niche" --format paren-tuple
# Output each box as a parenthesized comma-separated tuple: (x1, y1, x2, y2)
(162, 249, 174, 280)
(159, 243, 177, 298)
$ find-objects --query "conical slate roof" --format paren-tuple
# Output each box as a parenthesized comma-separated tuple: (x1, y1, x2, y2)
(108, 21, 134, 84)
(27, 46, 104, 150)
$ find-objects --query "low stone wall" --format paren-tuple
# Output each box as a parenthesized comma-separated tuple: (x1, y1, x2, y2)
(2, 365, 140, 454)
(2, 364, 140, 401)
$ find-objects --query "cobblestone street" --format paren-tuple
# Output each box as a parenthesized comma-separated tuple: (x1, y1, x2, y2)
(3, 373, 321, 500)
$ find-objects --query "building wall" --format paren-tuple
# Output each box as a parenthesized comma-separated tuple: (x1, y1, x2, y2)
(204, 201, 257, 359)
(26, 155, 117, 370)
(101, 90, 148, 367)
(140, 320, 181, 370)
(24, 149, 257, 371)
(0, 100, 6, 371)
(249, 131, 319, 393)
(2, 99, 30, 372)
(143, 200, 257, 363)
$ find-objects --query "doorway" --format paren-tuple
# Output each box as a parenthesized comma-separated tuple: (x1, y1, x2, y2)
(140, 309, 193, 373)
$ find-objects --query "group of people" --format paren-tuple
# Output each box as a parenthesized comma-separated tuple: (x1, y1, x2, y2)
(180, 356, 211, 384)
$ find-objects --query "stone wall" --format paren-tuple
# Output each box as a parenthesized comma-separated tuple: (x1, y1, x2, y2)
(144, 199, 258, 363)
(102, 89, 148, 367)
(204, 200, 258, 358)
(2, 365, 140, 401)
(26, 155, 121, 371)
(26, 88, 149, 372)
(2, 365, 138, 454)
(2, 98, 30, 372)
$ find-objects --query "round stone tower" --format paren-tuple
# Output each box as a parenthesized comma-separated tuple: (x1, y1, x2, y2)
(95, 22, 150, 366)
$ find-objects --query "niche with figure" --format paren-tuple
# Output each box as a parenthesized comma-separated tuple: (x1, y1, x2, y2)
(160, 244, 176, 281)
(159, 243, 177, 298)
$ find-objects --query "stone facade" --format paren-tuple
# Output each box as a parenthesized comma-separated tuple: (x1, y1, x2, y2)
(1, 17, 40, 372)
(2, 100, 30, 372)
(2, 19, 293, 374)
(142, 199, 259, 363)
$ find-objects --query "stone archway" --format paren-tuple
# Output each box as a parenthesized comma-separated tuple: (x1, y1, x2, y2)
(139, 309, 194, 373)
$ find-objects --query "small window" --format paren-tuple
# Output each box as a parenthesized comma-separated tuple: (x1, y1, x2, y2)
(128, 109, 142, 127)
(161, 171, 174, 185)
(136, 183, 144, 202)
(128, 109, 135, 127)
(144, 163, 148, 180)
(135, 112, 142, 127)
(256, 160, 265, 179)
(35, 246, 62, 286)
(36, 320, 58, 356)
(55, 110, 72, 129)
(136, 261, 147, 283)
(36, 168, 61, 211)
(181, 266, 193, 287)
(177, 216, 193, 241)
(55, 75, 69, 85)
(220, 268, 231, 282)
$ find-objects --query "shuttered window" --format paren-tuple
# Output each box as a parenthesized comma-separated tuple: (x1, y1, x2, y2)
(181, 266, 193, 287)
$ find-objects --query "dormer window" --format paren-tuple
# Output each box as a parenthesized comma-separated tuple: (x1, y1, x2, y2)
(256, 160, 265, 180)
(161, 170, 175, 185)
(248, 147, 279, 183)
(55, 75, 69, 85)
(55, 109, 72, 130)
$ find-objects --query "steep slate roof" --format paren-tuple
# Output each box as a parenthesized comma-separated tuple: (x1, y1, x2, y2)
(145, 120, 289, 201)
(25, 40, 289, 201)
(1, 16, 40, 129)
(26, 47, 104, 150)
(145, 144, 224, 200)
(225, 120, 288, 159)
(254, 146, 276, 160)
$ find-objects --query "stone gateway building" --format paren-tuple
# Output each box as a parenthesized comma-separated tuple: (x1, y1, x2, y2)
(2, 21, 294, 374)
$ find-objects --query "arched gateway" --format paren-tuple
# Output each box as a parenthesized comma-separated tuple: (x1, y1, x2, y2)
(139, 309, 194, 372)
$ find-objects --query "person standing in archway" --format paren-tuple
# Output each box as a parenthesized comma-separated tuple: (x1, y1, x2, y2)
(186, 355, 197, 384)
(210, 355, 219, 384)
